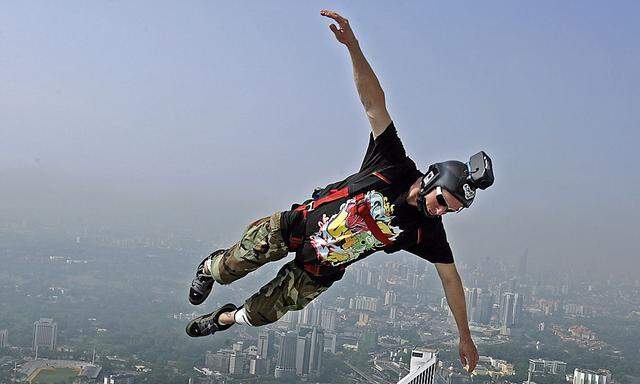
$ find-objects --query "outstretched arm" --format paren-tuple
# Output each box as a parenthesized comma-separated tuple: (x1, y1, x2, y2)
(321, 10, 392, 139)
(435, 262, 480, 373)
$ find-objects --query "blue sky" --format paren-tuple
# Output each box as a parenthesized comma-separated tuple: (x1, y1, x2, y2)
(1, 1, 638, 271)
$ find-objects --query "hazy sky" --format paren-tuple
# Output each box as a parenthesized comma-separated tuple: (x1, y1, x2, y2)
(1, 1, 638, 272)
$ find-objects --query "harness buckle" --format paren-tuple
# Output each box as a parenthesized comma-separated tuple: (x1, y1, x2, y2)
(305, 201, 315, 212)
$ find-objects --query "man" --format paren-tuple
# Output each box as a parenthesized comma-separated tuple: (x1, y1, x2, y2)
(185, 10, 493, 373)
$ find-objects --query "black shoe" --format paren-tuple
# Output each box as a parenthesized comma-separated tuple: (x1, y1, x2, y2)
(185, 303, 238, 337)
(189, 249, 225, 305)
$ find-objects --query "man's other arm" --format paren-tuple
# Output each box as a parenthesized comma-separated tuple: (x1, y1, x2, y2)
(435, 262, 480, 373)
(321, 10, 392, 139)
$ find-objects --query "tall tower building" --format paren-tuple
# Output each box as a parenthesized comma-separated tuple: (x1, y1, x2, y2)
(513, 293, 524, 325)
(0, 329, 7, 348)
(229, 352, 245, 375)
(308, 326, 324, 374)
(320, 308, 336, 332)
(295, 327, 312, 375)
(257, 330, 274, 359)
(280, 310, 299, 330)
(299, 304, 313, 326)
(465, 288, 480, 323)
(33, 318, 57, 353)
(477, 291, 493, 324)
(397, 349, 439, 384)
(274, 331, 297, 379)
(500, 293, 515, 328)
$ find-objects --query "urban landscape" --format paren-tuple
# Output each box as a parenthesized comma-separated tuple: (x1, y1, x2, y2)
(1, 219, 638, 383)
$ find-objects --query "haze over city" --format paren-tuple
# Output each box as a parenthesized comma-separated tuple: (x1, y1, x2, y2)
(1, 3, 639, 383)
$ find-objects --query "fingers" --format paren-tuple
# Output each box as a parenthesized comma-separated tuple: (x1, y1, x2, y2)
(469, 360, 477, 373)
(320, 9, 349, 27)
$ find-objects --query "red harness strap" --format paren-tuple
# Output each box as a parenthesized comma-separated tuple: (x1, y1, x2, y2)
(290, 187, 350, 250)
(354, 193, 393, 246)
(294, 187, 350, 217)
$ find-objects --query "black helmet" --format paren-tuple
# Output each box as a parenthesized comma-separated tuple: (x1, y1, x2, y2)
(417, 151, 494, 217)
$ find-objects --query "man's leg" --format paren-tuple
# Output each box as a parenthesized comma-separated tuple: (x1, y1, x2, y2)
(189, 212, 289, 305)
(218, 261, 330, 327)
(210, 212, 289, 285)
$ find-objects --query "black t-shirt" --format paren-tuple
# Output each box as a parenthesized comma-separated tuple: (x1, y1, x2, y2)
(281, 122, 454, 285)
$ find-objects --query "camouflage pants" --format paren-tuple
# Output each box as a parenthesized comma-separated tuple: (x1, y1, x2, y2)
(209, 212, 328, 326)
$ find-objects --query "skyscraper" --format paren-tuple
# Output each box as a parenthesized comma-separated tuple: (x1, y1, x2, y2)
(397, 349, 439, 384)
(308, 326, 324, 374)
(513, 293, 524, 325)
(465, 288, 480, 323)
(274, 331, 296, 379)
(0, 329, 7, 348)
(280, 310, 299, 330)
(257, 330, 274, 359)
(295, 327, 312, 375)
(33, 318, 57, 354)
(500, 293, 514, 327)
(500, 293, 523, 328)
(229, 352, 245, 375)
(320, 308, 337, 332)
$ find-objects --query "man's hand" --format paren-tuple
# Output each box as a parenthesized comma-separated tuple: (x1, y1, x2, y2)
(459, 336, 479, 373)
(320, 10, 358, 47)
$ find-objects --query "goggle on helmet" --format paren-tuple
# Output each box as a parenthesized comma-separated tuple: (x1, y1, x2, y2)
(417, 151, 494, 217)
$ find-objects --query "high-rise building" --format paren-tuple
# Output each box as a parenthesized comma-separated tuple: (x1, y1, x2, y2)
(573, 368, 611, 384)
(513, 293, 524, 325)
(33, 318, 57, 353)
(206, 351, 230, 373)
(320, 308, 337, 332)
(274, 331, 297, 379)
(324, 332, 337, 354)
(500, 292, 523, 328)
(309, 326, 324, 374)
(397, 349, 438, 384)
(249, 357, 269, 375)
(280, 310, 299, 330)
(257, 330, 274, 359)
(477, 292, 493, 324)
(500, 293, 515, 328)
(299, 304, 313, 326)
(349, 296, 378, 312)
(229, 352, 245, 375)
(0, 329, 7, 348)
(385, 290, 397, 306)
(295, 327, 312, 375)
(293, 325, 325, 376)
(465, 288, 480, 323)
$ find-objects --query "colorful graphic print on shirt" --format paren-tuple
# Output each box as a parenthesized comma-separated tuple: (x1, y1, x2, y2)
(309, 190, 403, 266)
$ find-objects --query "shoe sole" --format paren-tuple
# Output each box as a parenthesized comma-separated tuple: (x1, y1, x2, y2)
(185, 303, 238, 337)
(188, 249, 226, 305)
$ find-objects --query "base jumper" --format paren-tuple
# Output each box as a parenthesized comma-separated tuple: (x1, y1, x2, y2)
(185, 10, 494, 373)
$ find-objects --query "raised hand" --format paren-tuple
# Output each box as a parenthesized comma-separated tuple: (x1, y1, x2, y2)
(320, 10, 358, 47)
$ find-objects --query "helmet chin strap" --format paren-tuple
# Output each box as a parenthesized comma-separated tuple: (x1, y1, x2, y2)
(416, 189, 438, 219)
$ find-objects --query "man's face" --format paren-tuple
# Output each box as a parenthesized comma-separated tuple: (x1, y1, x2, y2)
(423, 187, 464, 217)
